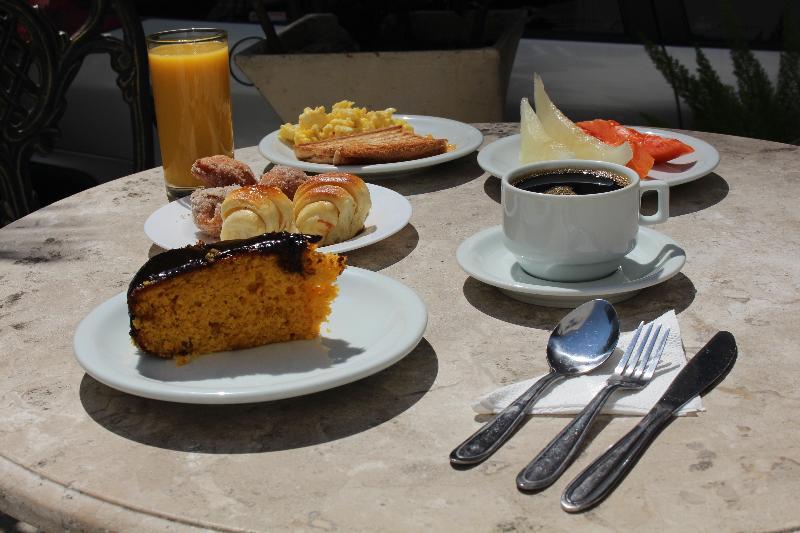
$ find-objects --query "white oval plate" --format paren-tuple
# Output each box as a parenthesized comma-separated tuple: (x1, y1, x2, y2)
(457, 225, 686, 307)
(73, 267, 427, 404)
(477, 128, 720, 187)
(144, 183, 411, 253)
(258, 115, 484, 177)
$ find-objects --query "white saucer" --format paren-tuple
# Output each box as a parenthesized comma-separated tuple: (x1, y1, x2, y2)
(258, 115, 483, 177)
(477, 128, 719, 187)
(457, 226, 686, 307)
(144, 183, 411, 254)
(73, 267, 427, 404)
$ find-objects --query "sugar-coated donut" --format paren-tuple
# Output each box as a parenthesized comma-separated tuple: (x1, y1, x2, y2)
(190, 185, 240, 238)
(191, 155, 256, 187)
(258, 165, 309, 199)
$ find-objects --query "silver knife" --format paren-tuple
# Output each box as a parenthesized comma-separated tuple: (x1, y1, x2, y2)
(560, 331, 737, 513)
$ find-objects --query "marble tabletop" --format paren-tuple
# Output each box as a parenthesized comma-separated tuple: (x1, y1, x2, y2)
(1, 125, 798, 531)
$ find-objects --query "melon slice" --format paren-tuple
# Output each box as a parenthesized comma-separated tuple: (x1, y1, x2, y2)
(520, 97, 575, 163)
(533, 74, 632, 165)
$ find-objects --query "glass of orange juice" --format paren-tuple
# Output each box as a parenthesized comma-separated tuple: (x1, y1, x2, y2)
(147, 28, 234, 200)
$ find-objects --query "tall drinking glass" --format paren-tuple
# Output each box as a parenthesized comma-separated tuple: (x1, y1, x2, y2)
(147, 28, 234, 200)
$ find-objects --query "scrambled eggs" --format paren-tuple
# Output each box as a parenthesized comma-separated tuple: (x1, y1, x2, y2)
(278, 101, 410, 145)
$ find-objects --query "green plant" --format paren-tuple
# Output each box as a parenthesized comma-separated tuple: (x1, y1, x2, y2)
(645, 5, 800, 144)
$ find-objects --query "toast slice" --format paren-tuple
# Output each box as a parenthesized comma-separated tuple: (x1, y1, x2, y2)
(292, 126, 448, 165)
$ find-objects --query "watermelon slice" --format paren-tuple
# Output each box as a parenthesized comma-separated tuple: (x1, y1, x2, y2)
(577, 119, 694, 165)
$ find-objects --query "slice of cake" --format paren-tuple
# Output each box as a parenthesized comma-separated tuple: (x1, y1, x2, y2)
(128, 232, 346, 358)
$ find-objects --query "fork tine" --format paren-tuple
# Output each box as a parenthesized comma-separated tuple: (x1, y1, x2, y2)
(642, 327, 670, 381)
(623, 322, 653, 376)
(632, 324, 662, 379)
(614, 321, 644, 375)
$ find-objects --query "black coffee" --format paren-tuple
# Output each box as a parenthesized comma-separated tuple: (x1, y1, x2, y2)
(511, 168, 630, 196)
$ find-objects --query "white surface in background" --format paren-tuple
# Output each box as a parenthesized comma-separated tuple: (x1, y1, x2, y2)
(44, 20, 780, 184)
(43, 19, 280, 182)
(506, 38, 781, 125)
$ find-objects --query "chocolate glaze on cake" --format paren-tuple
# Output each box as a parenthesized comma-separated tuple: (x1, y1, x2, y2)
(128, 232, 322, 297)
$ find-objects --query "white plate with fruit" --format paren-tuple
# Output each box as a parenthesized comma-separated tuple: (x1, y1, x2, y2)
(478, 75, 720, 186)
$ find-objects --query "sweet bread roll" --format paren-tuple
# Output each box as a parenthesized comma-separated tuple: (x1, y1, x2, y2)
(220, 185, 293, 241)
(292, 173, 371, 245)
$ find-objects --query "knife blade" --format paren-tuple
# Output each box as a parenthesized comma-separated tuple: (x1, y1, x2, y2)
(560, 331, 737, 513)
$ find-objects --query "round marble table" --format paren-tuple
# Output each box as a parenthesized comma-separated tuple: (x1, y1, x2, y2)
(1, 125, 798, 531)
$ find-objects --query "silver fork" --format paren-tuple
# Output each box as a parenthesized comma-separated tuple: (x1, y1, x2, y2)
(516, 322, 670, 491)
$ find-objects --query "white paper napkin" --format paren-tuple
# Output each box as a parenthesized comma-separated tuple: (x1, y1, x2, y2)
(472, 310, 704, 416)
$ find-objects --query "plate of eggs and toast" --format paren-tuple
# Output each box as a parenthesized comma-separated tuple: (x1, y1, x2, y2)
(258, 101, 484, 176)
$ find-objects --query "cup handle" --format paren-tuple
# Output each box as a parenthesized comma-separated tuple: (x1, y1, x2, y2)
(639, 179, 669, 225)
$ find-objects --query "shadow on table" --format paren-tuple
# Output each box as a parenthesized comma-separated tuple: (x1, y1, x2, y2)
(483, 175, 501, 204)
(79, 338, 438, 453)
(374, 152, 485, 196)
(482, 173, 730, 217)
(345, 223, 419, 270)
(461, 273, 696, 331)
(148, 243, 165, 258)
(148, 224, 419, 270)
(0, 214, 105, 264)
(644, 172, 729, 217)
(614, 273, 697, 327)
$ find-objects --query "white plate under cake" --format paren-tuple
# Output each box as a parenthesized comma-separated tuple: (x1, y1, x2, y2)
(74, 267, 428, 404)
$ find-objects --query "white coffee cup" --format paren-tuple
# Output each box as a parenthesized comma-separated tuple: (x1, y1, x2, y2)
(501, 160, 669, 282)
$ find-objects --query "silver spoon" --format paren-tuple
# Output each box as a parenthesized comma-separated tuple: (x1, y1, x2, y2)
(449, 299, 620, 465)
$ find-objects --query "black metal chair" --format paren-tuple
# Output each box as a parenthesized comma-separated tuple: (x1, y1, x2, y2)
(0, 0, 154, 226)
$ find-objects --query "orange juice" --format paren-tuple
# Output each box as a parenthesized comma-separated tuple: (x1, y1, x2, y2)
(148, 34, 234, 196)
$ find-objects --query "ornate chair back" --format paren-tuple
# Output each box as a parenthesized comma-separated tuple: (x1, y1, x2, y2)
(0, 0, 154, 226)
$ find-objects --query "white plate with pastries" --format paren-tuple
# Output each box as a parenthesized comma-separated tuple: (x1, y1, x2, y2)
(258, 115, 484, 176)
(73, 267, 428, 404)
(144, 183, 412, 253)
(477, 128, 720, 187)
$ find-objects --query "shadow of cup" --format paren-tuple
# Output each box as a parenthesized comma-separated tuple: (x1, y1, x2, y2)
(641, 172, 729, 217)
(462, 272, 696, 329)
